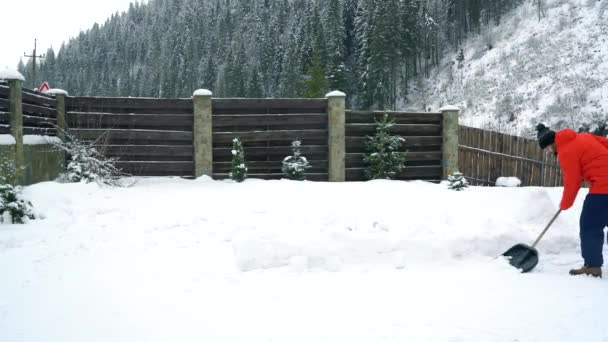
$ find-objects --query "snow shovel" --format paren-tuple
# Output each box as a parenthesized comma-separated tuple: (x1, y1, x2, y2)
(502, 209, 562, 273)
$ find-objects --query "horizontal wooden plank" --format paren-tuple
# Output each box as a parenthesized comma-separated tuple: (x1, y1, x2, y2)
(346, 136, 442, 149)
(22, 87, 55, 99)
(69, 129, 193, 143)
(212, 114, 328, 127)
(23, 103, 56, 118)
(346, 151, 442, 163)
(0, 125, 9, 134)
(23, 114, 57, 126)
(347, 160, 441, 168)
(22, 91, 57, 108)
(212, 173, 329, 181)
(66, 97, 193, 114)
(346, 166, 442, 180)
(114, 161, 193, 173)
(23, 127, 57, 136)
(346, 111, 442, 124)
(0, 98, 9, 111)
(346, 123, 441, 136)
(212, 160, 328, 173)
(212, 98, 327, 112)
(125, 171, 194, 177)
(99, 145, 193, 158)
(214, 124, 327, 133)
(213, 129, 328, 144)
(67, 112, 193, 130)
(213, 145, 327, 158)
(0, 85, 9, 99)
(0, 112, 7, 124)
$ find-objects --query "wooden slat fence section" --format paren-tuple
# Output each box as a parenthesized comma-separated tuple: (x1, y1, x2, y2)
(66, 97, 195, 177)
(19, 87, 58, 136)
(0, 85, 9, 134)
(212, 98, 328, 114)
(459, 125, 562, 187)
(345, 110, 443, 181)
(67, 97, 193, 114)
(212, 98, 329, 181)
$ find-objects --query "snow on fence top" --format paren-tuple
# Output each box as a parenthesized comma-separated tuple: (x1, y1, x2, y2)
(193, 89, 212, 96)
(23, 135, 62, 145)
(0, 69, 25, 81)
(0, 134, 16, 145)
(439, 105, 460, 112)
(42, 89, 68, 96)
(325, 91, 346, 97)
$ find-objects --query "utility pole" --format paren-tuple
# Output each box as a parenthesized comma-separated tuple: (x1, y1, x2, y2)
(24, 39, 45, 89)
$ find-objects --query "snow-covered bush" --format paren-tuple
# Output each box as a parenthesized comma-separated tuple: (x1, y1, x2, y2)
(53, 131, 125, 186)
(447, 171, 469, 191)
(282, 140, 310, 181)
(0, 159, 34, 224)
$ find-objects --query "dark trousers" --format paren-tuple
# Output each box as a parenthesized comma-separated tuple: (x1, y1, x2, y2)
(580, 194, 608, 267)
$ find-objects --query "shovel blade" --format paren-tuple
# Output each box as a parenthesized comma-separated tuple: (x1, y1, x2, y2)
(502, 243, 539, 273)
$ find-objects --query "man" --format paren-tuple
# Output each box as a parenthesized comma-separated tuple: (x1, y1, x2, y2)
(536, 123, 608, 278)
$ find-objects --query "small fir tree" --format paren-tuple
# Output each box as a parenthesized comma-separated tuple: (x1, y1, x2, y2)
(230, 137, 247, 182)
(282, 140, 311, 180)
(0, 159, 35, 224)
(447, 171, 469, 191)
(363, 114, 406, 180)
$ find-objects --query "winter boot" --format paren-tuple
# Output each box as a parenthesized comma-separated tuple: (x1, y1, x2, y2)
(569, 266, 602, 278)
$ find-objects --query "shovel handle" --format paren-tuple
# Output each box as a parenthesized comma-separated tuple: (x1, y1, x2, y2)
(532, 209, 562, 248)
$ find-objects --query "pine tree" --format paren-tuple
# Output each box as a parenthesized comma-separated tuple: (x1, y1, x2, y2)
(363, 113, 406, 180)
(447, 171, 469, 191)
(282, 140, 311, 180)
(230, 137, 247, 182)
(0, 159, 35, 224)
(304, 51, 328, 98)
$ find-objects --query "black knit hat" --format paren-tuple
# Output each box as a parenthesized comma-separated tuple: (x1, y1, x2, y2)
(536, 124, 555, 149)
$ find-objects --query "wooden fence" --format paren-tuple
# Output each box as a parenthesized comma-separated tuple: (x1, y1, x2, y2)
(66, 97, 195, 177)
(211, 98, 329, 181)
(459, 125, 563, 187)
(2, 78, 457, 182)
(64, 96, 452, 181)
(0, 84, 58, 136)
(345, 111, 443, 182)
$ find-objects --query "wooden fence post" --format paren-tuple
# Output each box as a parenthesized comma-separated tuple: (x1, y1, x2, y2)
(8, 74, 25, 184)
(326, 91, 346, 182)
(192, 89, 213, 178)
(55, 91, 68, 140)
(440, 105, 460, 180)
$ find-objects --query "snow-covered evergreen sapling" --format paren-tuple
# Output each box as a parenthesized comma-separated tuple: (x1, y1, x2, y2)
(447, 171, 469, 191)
(282, 140, 311, 180)
(230, 137, 247, 182)
(52, 130, 126, 186)
(363, 114, 406, 180)
(0, 159, 34, 224)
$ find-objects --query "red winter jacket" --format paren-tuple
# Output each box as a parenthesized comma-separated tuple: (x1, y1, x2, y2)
(555, 129, 608, 210)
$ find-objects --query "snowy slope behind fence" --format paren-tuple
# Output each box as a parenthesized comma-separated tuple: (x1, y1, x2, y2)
(459, 125, 563, 187)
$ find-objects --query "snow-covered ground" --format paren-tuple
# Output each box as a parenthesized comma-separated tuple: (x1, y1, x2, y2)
(407, 0, 608, 136)
(1, 177, 607, 341)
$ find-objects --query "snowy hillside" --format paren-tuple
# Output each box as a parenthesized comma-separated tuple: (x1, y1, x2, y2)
(1, 178, 608, 341)
(407, 0, 608, 136)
